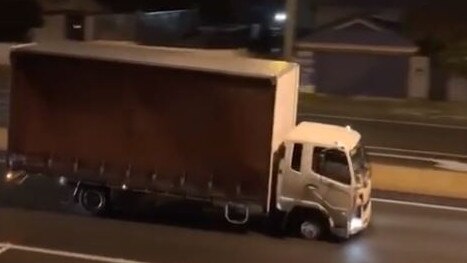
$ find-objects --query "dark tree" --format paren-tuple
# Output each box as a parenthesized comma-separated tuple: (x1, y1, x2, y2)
(96, 0, 238, 24)
(96, 0, 196, 12)
(0, 0, 43, 42)
(197, 0, 235, 24)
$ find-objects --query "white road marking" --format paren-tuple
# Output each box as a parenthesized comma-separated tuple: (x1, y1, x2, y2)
(366, 146, 467, 159)
(0, 243, 152, 263)
(372, 198, 467, 213)
(299, 113, 467, 130)
(368, 152, 434, 162)
(368, 152, 467, 172)
(0, 245, 10, 255)
(435, 160, 467, 172)
(16, 174, 29, 185)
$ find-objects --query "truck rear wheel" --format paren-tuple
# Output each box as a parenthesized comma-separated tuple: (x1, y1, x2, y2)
(78, 187, 109, 215)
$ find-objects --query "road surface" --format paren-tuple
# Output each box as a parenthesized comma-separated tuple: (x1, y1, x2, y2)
(0, 176, 467, 263)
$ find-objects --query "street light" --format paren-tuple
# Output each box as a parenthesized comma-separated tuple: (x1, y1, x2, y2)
(274, 12, 287, 23)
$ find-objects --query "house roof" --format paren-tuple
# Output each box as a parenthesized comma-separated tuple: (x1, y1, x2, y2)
(297, 17, 418, 54)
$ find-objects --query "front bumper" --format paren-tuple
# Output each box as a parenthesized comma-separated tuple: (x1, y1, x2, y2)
(349, 200, 372, 235)
(331, 200, 372, 238)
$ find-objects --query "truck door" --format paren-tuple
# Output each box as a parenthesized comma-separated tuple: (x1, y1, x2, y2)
(277, 143, 326, 211)
(277, 142, 305, 204)
(313, 147, 353, 215)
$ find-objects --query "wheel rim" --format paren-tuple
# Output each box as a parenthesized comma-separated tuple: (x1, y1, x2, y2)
(300, 221, 320, 240)
(83, 190, 105, 211)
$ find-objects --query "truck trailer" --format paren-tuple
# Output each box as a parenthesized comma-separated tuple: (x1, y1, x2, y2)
(6, 42, 372, 240)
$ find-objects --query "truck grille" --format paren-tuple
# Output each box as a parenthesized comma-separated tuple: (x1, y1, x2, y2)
(356, 207, 362, 218)
(355, 199, 370, 219)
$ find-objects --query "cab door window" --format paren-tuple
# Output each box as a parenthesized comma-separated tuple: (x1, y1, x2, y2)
(291, 143, 303, 172)
(313, 147, 351, 185)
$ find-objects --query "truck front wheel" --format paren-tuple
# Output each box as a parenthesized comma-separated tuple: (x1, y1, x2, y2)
(288, 209, 329, 240)
(299, 219, 323, 240)
(78, 187, 109, 215)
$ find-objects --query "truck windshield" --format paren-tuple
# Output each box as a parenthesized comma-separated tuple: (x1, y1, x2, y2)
(351, 145, 369, 182)
(315, 148, 351, 185)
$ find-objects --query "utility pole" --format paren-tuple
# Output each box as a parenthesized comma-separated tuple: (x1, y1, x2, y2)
(284, 0, 297, 60)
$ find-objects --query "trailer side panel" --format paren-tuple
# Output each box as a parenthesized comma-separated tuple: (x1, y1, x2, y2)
(9, 52, 276, 209)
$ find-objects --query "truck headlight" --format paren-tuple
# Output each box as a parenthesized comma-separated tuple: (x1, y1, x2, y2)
(350, 217, 363, 232)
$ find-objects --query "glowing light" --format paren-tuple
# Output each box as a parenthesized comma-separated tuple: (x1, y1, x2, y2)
(59, 176, 67, 186)
(5, 172, 13, 180)
(350, 217, 363, 232)
(274, 12, 287, 22)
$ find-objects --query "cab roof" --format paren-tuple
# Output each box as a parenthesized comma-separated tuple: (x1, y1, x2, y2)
(286, 122, 361, 150)
(11, 42, 295, 80)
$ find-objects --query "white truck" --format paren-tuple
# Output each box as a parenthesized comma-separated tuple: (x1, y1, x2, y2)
(6, 42, 372, 240)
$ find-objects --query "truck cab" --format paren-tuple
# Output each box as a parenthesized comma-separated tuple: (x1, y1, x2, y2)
(277, 122, 372, 239)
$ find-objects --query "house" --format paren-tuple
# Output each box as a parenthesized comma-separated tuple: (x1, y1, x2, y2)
(32, 0, 106, 42)
(0, 0, 42, 42)
(295, 17, 427, 98)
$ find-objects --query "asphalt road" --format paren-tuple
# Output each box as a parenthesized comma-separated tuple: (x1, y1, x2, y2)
(1, 176, 467, 263)
(298, 114, 467, 159)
